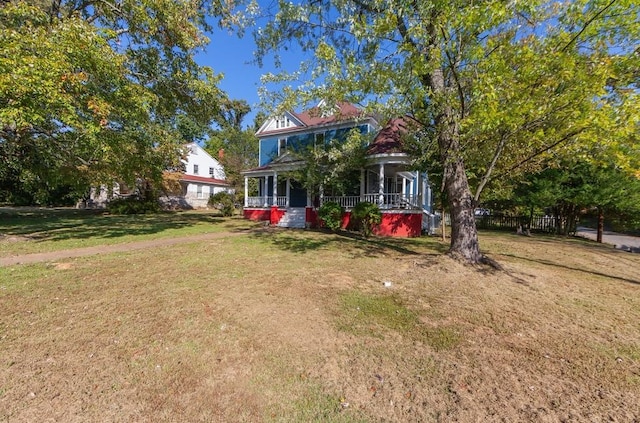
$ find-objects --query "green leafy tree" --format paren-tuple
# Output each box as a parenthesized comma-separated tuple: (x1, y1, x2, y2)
(513, 159, 640, 237)
(253, 0, 639, 263)
(286, 128, 368, 199)
(204, 99, 259, 193)
(0, 0, 232, 204)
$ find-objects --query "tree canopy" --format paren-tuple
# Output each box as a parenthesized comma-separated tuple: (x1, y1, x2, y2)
(0, 0, 232, 203)
(253, 0, 639, 263)
(203, 99, 259, 194)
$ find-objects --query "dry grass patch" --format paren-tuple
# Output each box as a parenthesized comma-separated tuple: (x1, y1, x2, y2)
(0, 228, 639, 422)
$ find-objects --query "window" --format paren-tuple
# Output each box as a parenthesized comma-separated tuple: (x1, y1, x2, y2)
(197, 185, 203, 198)
(193, 164, 199, 175)
(209, 167, 215, 177)
(275, 116, 289, 129)
(315, 132, 325, 147)
(278, 138, 287, 155)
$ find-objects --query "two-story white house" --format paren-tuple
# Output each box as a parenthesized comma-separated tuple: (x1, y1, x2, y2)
(168, 142, 229, 209)
(90, 142, 229, 209)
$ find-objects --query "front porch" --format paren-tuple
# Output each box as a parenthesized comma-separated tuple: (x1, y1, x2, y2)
(244, 193, 421, 210)
(241, 163, 436, 237)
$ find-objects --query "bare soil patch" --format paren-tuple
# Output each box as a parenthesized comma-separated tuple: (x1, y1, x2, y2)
(1, 229, 639, 422)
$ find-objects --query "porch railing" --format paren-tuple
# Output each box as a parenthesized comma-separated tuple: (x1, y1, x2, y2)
(322, 196, 360, 208)
(245, 196, 288, 207)
(321, 194, 422, 210)
(247, 193, 424, 210)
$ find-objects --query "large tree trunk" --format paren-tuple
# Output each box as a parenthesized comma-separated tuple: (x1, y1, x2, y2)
(429, 69, 483, 264)
(442, 145, 483, 263)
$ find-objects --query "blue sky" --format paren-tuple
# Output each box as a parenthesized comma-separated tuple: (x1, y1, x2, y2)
(196, 31, 260, 126)
(195, 23, 296, 129)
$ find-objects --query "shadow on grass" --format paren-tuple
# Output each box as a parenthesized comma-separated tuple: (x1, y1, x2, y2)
(499, 252, 640, 286)
(249, 227, 448, 258)
(481, 229, 621, 250)
(0, 208, 226, 242)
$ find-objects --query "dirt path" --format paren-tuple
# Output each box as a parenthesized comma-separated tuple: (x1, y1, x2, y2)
(0, 231, 248, 267)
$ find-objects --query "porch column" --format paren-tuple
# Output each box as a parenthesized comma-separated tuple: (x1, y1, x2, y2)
(416, 171, 423, 207)
(421, 173, 428, 209)
(378, 163, 385, 206)
(402, 176, 407, 204)
(360, 169, 365, 201)
(285, 178, 291, 208)
(319, 184, 324, 206)
(272, 172, 278, 207)
(262, 178, 268, 207)
(244, 176, 248, 207)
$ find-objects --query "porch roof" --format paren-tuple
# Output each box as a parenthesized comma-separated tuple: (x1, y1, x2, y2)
(179, 174, 229, 186)
(242, 157, 305, 176)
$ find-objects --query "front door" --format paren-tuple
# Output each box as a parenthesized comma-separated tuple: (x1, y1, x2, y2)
(290, 181, 307, 207)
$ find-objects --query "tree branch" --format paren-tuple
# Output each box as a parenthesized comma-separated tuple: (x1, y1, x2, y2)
(441, 26, 466, 118)
(474, 132, 507, 202)
(560, 0, 617, 52)
(506, 128, 586, 174)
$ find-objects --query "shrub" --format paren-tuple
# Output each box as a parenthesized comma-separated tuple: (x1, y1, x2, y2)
(107, 196, 160, 214)
(317, 201, 344, 231)
(351, 201, 381, 237)
(208, 191, 235, 217)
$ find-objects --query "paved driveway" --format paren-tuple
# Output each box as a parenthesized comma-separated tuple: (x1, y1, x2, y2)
(575, 227, 640, 252)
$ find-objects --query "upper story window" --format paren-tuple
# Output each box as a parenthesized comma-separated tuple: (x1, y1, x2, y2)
(209, 167, 215, 177)
(193, 164, 199, 175)
(278, 138, 287, 155)
(275, 116, 289, 129)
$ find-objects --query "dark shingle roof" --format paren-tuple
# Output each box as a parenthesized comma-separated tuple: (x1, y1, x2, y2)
(367, 117, 419, 155)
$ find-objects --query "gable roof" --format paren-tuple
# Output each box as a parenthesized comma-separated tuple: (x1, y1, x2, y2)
(184, 142, 222, 165)
(256, 101, 373, 136)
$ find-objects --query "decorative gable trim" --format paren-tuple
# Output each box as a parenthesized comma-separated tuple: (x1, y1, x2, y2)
(256, 111, 305, 135)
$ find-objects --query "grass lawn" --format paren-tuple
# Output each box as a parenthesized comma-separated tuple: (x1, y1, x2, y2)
(1, 211, 639, 422)
(0, 208, 256, 257)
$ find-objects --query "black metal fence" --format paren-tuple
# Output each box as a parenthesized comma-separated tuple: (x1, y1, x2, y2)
(475, 215, 559, 233)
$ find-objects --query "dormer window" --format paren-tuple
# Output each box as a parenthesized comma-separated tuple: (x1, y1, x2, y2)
(320, 108, 334, 118)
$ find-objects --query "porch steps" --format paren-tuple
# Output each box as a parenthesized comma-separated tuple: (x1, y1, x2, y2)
(277, 208, 306, 229)
(422, 209, 437, 235)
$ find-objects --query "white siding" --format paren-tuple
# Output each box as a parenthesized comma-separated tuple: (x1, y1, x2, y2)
(183, 143, 225, 180)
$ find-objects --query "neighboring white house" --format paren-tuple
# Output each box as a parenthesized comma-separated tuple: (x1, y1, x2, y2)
(88, 143, 229, 209)
(174, 142, 229, 208)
